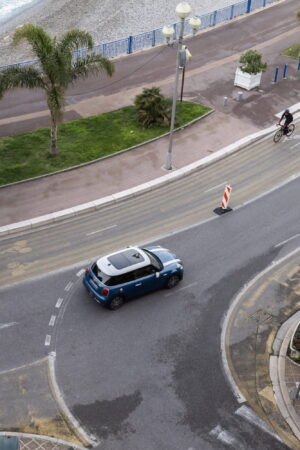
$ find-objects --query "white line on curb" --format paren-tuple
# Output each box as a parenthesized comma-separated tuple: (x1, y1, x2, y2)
(45, 335, 51, 346)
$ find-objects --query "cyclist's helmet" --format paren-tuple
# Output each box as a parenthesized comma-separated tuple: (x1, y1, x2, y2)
(285, 109, 290, 113)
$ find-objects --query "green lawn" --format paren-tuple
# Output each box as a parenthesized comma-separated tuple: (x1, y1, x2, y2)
(0, 102, 211, 186)
(282, 43, 300, 59)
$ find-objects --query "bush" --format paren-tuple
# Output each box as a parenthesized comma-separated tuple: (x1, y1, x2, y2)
(239, 50, 267, 75)
(134, 87, 171, 128)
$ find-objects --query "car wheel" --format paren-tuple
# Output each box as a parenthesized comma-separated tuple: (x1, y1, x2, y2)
(166, 274, 180, 289)
(107, 296, 124, 310)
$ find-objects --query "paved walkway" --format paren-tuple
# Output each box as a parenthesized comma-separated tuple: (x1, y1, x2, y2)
(1, 0, 300, 448)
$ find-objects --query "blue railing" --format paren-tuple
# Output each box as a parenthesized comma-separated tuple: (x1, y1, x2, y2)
(0, 0, 279, 70)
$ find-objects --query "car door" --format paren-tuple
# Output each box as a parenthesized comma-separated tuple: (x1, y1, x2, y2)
(132, 266, 158, 298)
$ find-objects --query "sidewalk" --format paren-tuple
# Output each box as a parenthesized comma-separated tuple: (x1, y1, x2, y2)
(1, 0, 300, 447)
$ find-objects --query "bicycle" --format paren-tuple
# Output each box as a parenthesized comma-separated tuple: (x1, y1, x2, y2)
(273, 123, 295, 143)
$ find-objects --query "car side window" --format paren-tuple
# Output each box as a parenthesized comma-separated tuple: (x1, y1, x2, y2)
(134, 266, 156, 280)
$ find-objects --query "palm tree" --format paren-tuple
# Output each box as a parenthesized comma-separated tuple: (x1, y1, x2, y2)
(134, 86, 171, 128)
(0, 25, 114, 156)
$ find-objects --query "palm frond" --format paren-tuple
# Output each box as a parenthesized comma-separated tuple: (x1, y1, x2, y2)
(13, 24, 53, 65)
(58, 29, 94, 54)
(71, 53, 115, 80)
(0, 65, 44, 98)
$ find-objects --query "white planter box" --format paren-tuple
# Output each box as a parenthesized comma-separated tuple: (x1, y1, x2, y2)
(234, 67, 262, 90)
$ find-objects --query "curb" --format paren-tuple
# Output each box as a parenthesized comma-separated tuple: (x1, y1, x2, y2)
(270, 311, 300, 442)
(47, 352, 99, 447)
(1, 107, 300, 237)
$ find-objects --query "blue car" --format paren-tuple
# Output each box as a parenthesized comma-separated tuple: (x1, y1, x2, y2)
(83, 245, 184, 310)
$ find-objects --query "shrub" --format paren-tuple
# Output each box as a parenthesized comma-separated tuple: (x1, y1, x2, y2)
(134, 87, 171, 128)
(239, 50, 267, 75)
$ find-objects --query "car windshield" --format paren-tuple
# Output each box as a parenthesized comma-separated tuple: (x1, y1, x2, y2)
(142, 249, 163, 271)
(92, 263, 112, 285)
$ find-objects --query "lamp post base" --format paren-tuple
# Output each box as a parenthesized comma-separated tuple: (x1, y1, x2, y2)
(164, 152, 173, 170)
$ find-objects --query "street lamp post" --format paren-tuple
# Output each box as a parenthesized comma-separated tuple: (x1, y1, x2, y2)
(162, 3, 201, 170)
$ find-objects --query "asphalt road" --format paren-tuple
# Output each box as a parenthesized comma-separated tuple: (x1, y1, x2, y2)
(2, 130, 300, 287)
(3, 173, 300, 448)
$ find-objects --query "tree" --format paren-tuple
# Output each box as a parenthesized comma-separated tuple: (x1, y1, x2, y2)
(0, 25, 114, 156)
(134, 86, 171, 128)
(297, 7, 300, 22)
(239, 50, 267, 75)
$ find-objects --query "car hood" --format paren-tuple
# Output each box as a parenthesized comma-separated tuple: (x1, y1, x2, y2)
(145, 246, 179, 264)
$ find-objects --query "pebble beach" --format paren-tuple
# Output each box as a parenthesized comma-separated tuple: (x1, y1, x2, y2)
(0, 0, 239, 66)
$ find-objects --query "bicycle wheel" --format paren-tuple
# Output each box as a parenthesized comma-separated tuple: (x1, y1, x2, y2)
(287, 124, 295, 137)
(273, 129, 283, 143)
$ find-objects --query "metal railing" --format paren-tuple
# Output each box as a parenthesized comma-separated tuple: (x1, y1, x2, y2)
(0, 0, 279, 70)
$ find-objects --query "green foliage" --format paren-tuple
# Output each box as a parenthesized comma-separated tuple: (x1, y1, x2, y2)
(134, 86, 171, 128)
(239, 50, 267, 75)
(0, 24, 114, 155)
(0, 102, 211, 185)
(282, 43, 300, 59)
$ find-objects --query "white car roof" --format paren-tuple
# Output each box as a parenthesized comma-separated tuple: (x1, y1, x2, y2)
(96, 246, 150, 276)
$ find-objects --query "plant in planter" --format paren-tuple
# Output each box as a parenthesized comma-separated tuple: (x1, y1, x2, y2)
(234, 50, 267, 90)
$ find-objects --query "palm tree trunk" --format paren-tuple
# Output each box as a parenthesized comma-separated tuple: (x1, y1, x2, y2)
(50, 114, 58, 156)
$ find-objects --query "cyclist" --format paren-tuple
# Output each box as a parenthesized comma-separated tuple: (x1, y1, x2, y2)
(278, 109, 294, 135)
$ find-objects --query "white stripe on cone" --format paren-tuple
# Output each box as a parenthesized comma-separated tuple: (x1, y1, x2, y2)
(221, 185, 232, 209)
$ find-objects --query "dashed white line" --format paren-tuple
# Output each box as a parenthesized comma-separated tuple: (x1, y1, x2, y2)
(205, 182, 228, 193)
(274, 234, 300, 248)
(55, 298, 63, 308)
(49, 315, 56, 327)
(64, 281, 73, 292)
(45, 335, 51, 346)
(76, 268, 85, 277)
(0, 322, 17, 330)
(209, 425, 239, 446)
(86, 224, 117, 236)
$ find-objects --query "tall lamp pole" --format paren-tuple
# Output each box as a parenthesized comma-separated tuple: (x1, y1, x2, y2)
(162, 4, 201, 170)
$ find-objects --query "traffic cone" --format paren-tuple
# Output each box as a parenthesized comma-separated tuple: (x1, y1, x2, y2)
(213, 185, 232, 215)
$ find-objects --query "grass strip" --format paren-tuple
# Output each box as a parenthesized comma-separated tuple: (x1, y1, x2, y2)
(282, 43, 300, 59)
(0, 102, 211, 186)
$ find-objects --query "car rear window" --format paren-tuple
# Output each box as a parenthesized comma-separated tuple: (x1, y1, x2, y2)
(107, 249, 145, 269)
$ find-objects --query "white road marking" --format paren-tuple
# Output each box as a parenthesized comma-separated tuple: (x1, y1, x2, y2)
(235, 405, 282, 442)
(209, 425, 239, 446)
(49, 315, 56, 327)
(205, 182, 228, 193)
(165, 282, 198, 297)
(86, 224, 117, 236)
(64, 281, 73, 291)
(55, 298, 63, 308)
(274, 234, 300, 248)
(0, 322, 17, 330)
(76, 268, 85, 277)
(45, 335, 51, 346)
